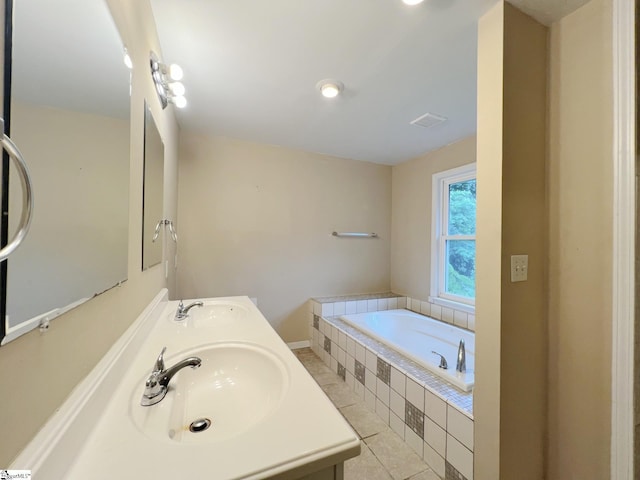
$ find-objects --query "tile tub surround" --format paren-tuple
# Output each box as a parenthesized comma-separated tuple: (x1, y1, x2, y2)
(310, 294, 474, 332)
(311, 293, 407, 318)
(307, 302, 474, 480)
(404, 297, 475, 332)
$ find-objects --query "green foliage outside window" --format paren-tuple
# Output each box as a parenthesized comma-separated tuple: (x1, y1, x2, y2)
(445, 179, 476, 299)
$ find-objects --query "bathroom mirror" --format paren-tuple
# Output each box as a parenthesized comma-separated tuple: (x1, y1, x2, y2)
(142, 104, 164, 271)
(1, 0, 131, 343)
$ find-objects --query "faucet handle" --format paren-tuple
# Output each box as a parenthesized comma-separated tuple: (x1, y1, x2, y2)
(153, 346, 167, 373)
(431, 351, 448, 369)
(177, 300, 185, 313)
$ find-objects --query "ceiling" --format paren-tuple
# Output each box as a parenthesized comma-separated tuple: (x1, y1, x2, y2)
(15, 0, 589, 167)
(151, 0, 494, 165)
(149, 0, 593, 165)
(10, 0, 593, 166)
(508, 0, 591, 25)
(150, 0, 591, 165)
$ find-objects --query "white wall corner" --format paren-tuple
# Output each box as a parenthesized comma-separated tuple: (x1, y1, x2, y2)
(611, 0, 635, 477)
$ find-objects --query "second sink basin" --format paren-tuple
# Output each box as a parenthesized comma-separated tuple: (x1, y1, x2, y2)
(174, 301, 249, 328)
(130, 342, 290, 443)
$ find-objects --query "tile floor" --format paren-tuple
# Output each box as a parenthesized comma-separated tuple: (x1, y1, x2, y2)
(294, 348, 441, 480)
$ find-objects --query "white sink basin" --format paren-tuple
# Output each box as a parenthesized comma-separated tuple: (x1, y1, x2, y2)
(130, 342, 289, 443)
(174, 301, 249, 328)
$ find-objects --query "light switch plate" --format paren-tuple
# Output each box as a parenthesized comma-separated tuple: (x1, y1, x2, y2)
(511, 255, 528, 282)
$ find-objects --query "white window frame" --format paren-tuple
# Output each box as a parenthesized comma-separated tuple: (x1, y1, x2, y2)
(429, 163, 476, 314)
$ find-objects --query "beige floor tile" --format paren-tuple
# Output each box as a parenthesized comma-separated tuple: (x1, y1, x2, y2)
(296, 354, 321, 365)
(365, 429, 429, 480)
(297, 348, 440, 480)
(295, 350, 325, 366)
(406, 469, 441, 480)
(321, 382, 360, 408)
(313, 371, 342, 386)
(293, 347, 317, 357)
(298, 356, 334, 378)
(340, 403, 388, 439)
(293, 347, 313, 356)
(344, 442, 393, 480)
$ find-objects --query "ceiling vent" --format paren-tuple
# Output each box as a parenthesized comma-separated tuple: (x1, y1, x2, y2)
(410, 112, 447, 129)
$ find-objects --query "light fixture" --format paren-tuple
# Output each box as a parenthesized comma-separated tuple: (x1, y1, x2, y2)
(402, 0, 424, 5)
(150, 51, 187, 109)
(169, 81, 185, 97)
(169, 64, 183, 81)
(123, 47, 133, 69)
(316, 79, 344, 99)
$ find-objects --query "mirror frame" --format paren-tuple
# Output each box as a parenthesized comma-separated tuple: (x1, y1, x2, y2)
(0, 0, 15, 343)
(141, 101, 164, 271)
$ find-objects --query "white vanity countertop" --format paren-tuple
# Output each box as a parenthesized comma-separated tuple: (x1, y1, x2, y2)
(16, 292, 360, 479)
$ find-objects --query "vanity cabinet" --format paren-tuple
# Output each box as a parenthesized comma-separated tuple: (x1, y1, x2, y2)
(10, 290, 360, 479)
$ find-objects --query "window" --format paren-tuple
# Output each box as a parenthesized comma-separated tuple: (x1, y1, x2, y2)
(430, 164, 476, 312)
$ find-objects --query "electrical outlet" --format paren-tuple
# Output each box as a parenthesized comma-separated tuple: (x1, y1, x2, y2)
(511, 255, 528, 282)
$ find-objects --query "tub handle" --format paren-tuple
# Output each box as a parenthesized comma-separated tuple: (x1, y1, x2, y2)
(431, 351, 448, 370)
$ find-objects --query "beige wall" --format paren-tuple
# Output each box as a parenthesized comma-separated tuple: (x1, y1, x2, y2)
(474, 4, 504, 478)
(474, 3, 548, 479)
(0, 0, 179, 465)
(547, 0, 613, 477)
(390, 136, 476, 300)
(177, 134, 391, 342)
(500, 5, 548, 478)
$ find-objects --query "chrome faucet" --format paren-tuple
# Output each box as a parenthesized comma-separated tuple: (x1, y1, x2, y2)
(141, 347, 202, 406)
(456, 340, 466, 373)
(432, 351, 448, 369)
(174, 300, 204, 321)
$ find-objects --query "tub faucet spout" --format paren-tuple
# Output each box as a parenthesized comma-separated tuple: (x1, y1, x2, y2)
(141, 347, 202, 406)
(456, 340, 466, 373)
(175, 300, 204, 321)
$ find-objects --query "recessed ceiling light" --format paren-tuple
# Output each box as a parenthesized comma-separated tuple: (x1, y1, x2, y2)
(402, 0, 424, 5)
(316, 79, 344, 99)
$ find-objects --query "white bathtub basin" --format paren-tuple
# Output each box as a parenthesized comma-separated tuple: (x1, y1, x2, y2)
(130, 342, 289, 443)
(341, 309, 475, 391)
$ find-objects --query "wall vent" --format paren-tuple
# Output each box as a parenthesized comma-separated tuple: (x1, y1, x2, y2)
(410, 112, 447, 129)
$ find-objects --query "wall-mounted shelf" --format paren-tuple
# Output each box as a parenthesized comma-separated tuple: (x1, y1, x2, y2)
(332, 231, 378, 238)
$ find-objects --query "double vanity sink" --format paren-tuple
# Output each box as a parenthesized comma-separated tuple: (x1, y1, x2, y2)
(131, 341, 289, 444)
(12, 291, 360, 479)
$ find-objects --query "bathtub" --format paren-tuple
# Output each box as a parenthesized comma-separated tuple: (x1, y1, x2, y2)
(340, 309, 474, 392)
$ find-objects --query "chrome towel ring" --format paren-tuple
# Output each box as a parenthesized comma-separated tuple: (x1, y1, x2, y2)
(0, 119, 33, 262)
(152, 219, 178, 243)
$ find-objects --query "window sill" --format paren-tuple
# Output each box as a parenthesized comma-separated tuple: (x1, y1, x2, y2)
(428, 296, 475, 314)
